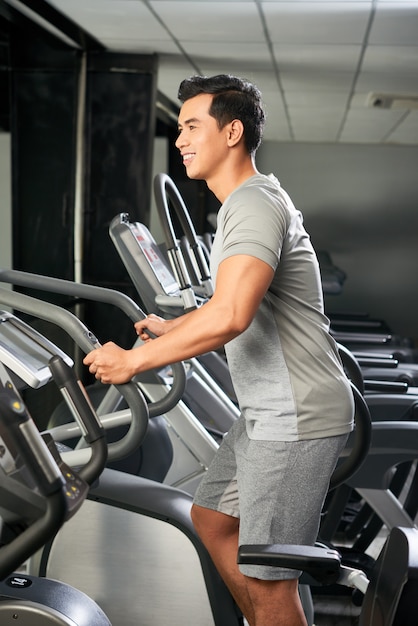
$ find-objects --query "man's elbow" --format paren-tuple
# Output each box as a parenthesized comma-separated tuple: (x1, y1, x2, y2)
(219, 309, 252, 339)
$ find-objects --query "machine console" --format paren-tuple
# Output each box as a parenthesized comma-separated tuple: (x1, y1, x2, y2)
(0, 311, 73, 389)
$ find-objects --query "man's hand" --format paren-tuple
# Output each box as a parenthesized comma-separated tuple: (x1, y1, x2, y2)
(83, 342, 137, 385)
(134, 313, 171, 341)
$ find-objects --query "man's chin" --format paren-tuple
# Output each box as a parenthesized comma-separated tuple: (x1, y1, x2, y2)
(182, 163, 206, 182)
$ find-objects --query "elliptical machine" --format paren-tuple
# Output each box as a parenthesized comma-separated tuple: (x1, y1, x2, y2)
(238, 525, 418, 626)
(0, 314, 113, 624)
(0, 270, 213, 495)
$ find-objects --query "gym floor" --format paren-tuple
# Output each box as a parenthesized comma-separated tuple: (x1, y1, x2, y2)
(18, 523, 387, 625)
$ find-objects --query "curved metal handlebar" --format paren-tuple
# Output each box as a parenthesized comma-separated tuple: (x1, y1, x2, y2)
(337, 342, 365, 395)
(329, 382, 372, 491)
(0, 268, 143, 320)
(153, 173, 214, 300)
(153, 173, 199, 251)
(0, 285, 149, 462)
(0, 490, 67, 580)
(0, 269, 186, 418)
(0, 370, 67, 579)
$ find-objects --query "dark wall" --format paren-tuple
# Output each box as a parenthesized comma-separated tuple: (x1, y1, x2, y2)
(83, 54, 157, 280)
(11, 56, 78, 280)
(258, 141, 418, 342)
(81, 52, 157, 348)
(10, 43, 158, 333)
(2, 8, 83, 423)
(2, 7, 160, 422)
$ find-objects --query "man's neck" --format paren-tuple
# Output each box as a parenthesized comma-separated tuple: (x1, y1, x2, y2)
(208, 158, 258, 203)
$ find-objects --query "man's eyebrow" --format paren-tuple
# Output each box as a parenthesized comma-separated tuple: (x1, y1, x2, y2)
(178, 117, 200, 129)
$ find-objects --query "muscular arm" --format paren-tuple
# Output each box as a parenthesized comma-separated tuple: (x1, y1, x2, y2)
(83, 254, 274, 384)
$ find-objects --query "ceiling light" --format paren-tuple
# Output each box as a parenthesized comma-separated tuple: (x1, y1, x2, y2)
(366, 92, 418, 111)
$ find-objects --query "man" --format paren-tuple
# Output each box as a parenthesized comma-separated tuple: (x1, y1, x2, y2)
(84, 74, 354, 626)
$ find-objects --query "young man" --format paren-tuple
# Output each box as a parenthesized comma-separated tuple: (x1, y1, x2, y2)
(84, 74, 354, 626)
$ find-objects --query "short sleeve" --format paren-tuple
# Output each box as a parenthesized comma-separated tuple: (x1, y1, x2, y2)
(219, 185, 289, 271)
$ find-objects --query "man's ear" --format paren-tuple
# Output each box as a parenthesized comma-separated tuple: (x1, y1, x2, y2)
(226, 119, 245, 147)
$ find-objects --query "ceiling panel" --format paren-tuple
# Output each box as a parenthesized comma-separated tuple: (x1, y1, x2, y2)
(356, 70, 418, 95)
(339, 107, 407, 143)
(285, 91, 350, 108)
(389, 111, 418, 143)
(362, 45, 418, 73)
(45, 0, 172, 42)
(181, 42, 272, 69)
(371, 1, 418, 45)
(150, 1, 265, 43)
(280, 70, 355, 93)
(262, 1, 373, 44)
(272, 44, 362, 72)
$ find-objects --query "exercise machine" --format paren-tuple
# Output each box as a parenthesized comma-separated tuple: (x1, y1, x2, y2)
(0, 284, 241, 625)
(0, 281, 371, 626)
(238, 525, 418, 625)
(329, 344, 418, 554)
(0, 315, 112, 624)
(109, 172, 239, 408)
(109, 212, 239, 439)
(108, 175, 418, 597)
(0, 270, 218, 495)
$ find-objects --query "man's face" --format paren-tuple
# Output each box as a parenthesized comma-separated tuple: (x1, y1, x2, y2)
(175, 93, 229, 182)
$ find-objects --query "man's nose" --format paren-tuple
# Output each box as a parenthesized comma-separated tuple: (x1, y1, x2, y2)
(175, 131, 187, 149)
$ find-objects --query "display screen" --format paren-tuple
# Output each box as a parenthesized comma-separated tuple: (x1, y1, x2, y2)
(131, 223, 179, 295)
(0, 314, 73, 388)
(0, 319, 55, 371)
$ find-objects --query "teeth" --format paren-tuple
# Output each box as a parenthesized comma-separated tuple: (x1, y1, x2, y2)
(183, 153, 194, 162)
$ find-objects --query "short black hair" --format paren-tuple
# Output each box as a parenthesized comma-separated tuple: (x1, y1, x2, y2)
(178, 74, 265, 155)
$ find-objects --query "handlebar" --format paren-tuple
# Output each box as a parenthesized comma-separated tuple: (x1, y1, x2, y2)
(48, 355, 108, 485)
(0, 365, 80, 578)
(0, 285, 148, 463)
(0, 349, 112, 578)
(329, 382, 372, 491)
(153, 173, 214, 303)
(0, 269, 186, 418)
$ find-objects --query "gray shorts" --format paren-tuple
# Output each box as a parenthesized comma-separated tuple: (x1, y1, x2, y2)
(193, 417, 348, 580)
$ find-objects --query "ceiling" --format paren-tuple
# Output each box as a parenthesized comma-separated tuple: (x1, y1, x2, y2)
(7, 0, 418, 144)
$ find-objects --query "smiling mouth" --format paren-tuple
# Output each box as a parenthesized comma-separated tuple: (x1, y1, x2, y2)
(182, 153, 195, 165)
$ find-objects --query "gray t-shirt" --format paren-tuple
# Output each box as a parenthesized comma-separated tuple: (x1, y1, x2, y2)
(210, 173, 354, 441)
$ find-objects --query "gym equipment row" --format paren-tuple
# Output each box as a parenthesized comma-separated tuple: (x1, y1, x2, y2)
(0, 172, 417, 624)
(0, 271, 369, 625)
(0, 312, 112, 624)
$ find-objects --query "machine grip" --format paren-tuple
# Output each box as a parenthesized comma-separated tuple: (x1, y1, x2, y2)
(48, 355, 105, 445)
(48, 355, 108, 485)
